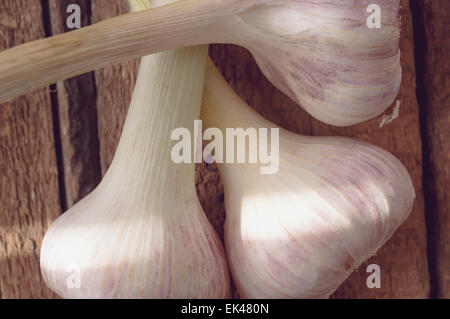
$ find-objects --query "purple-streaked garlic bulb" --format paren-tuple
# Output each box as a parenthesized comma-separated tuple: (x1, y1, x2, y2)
(0, 0, 400, 127)
(231, 0, 402, 126)
(201, 60, 414, 298)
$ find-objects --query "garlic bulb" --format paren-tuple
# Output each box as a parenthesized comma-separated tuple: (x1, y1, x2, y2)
(40, 1, 230, 298)
(235, 0, 402, 126)
(0, 0, 401, 126)
(201, 60, 414, 298)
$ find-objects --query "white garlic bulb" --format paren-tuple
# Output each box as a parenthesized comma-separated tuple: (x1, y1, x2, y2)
(40, 49, 230, 298)
(201, 60, 414, 298)
(233, 0, 402, 126)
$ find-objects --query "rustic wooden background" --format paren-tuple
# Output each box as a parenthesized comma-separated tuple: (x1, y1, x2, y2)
(0, 0, 448, 298)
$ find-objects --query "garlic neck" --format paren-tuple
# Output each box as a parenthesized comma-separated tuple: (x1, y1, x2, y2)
(201, 60, 270, 131)
(103, 47, 208, 198)
(201, 59, 311, 147)
(98, 0, 209, 204)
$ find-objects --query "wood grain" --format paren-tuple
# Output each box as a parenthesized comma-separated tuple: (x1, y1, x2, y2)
(47, 0, 101, 208)
(209, 0, 430, 298)
(0, 0, 60, 298)
(413, 0, 450, 298)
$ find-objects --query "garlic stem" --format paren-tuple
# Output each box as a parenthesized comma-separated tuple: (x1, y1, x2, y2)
(0, 0, 224, 103)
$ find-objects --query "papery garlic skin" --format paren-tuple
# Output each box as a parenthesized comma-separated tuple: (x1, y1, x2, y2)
(40, 0, 230, 297)
(232, 0, 402, 126)
(201, 60, 414, 299)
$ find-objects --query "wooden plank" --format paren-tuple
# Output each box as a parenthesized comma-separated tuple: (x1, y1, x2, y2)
(412, 0, 450, 299)
(0, 0, 61, 298)
(209, 0, 430, 298)
(91, 0, 140, 174)
(47, 0, 101, 207)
